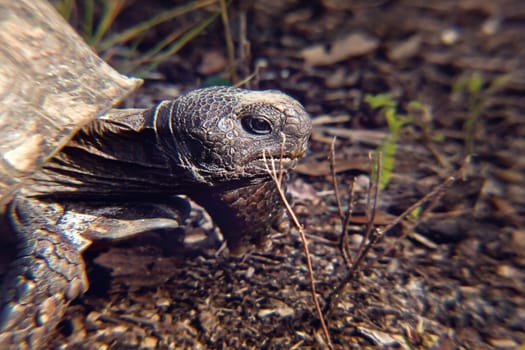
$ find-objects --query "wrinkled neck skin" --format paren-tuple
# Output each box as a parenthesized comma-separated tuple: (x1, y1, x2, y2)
(191, 180, 286, 253)
(28, 103, 262, 197)
(25, 101, 283, 250)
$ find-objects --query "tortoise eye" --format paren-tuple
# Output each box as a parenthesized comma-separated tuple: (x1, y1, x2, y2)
(241, 115, 273, 135)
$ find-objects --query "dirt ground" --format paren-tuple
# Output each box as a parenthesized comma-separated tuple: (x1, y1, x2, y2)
(44, 0, 524, 349)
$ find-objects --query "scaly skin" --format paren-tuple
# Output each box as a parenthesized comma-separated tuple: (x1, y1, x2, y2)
(0, 206, 88, 350)
(0, 86, 311, 349)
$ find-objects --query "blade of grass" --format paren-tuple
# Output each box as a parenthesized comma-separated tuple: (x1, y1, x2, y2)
(238, 9, 251, 88)
(234, 66, 259, 87)
(90, 0, 126, 48)
(134, 11, 220, 76)
(124, 24, 189, 72)
(83, 0, 95, 42)
(99, 0, 218, 51)
(219, 0, 236, 82)
(56, 0, 75, 21)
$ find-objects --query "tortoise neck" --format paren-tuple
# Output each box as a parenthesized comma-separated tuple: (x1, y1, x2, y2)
(26, 106, 194, 198)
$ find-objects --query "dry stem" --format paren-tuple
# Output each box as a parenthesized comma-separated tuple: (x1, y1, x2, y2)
(351, 151, 382, 272)
(263, 136, 333, 349)
(219, 0, 236, 83)
(363, 173, 457, 269)
(326, 155, 460, 313)
(329, 138, 356, 269)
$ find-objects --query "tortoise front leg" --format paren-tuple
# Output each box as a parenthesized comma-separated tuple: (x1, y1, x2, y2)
(0, 224, 88, 350)
(0, 195, 189, 349)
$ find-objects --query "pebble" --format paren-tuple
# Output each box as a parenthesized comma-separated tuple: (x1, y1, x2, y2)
(141, 336, 159, 349)
(156, 297, 171, 310)
(511, 229, 525, 249)
(488, 338, 517, 348)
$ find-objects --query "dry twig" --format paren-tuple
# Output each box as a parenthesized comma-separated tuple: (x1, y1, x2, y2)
(329, 138, 345, 219)
(263, 135, 333, 349)
(329, 138, 356, 269)
(364, 173, 458, 269)
(351, 151, 382, 272)
(326, 155, 461, 313)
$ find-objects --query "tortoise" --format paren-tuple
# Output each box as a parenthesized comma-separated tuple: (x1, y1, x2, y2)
(0, 1, 312, 348)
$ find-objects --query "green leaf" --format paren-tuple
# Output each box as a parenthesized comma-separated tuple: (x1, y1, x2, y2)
(467, 72, 484, 94)
(365, 93, 397, 110)
(407, 100, 425, 110)
(373, 135, 398, 190)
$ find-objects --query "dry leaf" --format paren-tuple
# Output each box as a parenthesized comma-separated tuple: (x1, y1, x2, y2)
(388, 34, 422, 61)
(301, 32, 379, 66)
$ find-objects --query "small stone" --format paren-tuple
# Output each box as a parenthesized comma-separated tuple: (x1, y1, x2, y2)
(163, 313, 173, 325)
(488, 338, 517, 348)
(110, 325, 128, 335)
(388, 35, 422, 61)
(441, 27, 460, 45)
(481, 17, 501, 35)
(245, 266, 255, 279)
(496, 265, 519, 278)
(199, 309, 218, 334)
(141, 336, 159, 349)
(140, 309, 158, 321)
(276, 305, 294, 318)
(156, 297, 171, 310)
(511, 230, 525, 249)
(86, 311, 102, 329)
(350, 234, 363, 245)
(275, 219, 290, 233)
(257, 309, 275, 317)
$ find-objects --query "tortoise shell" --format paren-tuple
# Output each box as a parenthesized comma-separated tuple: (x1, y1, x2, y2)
(0, 0, 141, 206)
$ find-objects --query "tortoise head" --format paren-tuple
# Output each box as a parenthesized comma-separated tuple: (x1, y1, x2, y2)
(159, 86, 312, 185)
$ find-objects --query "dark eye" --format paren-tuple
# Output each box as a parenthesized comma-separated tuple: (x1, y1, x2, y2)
(241, 116, 273, 135)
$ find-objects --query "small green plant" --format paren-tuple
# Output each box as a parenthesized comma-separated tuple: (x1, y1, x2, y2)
(452, 72, 510, 155)
(56, 0, 225, 76)
(365, 94, 447, 189)
(365, 94, 412, 190)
